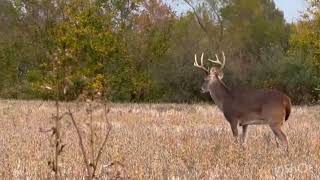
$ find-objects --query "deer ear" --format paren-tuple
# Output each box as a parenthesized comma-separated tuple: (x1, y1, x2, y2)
(217, 71, 224, 79)
(215, 69, 224, 79)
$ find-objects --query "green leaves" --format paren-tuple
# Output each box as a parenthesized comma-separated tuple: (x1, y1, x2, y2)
(0, 0, 319, 103)
(47, 1, 129, 100)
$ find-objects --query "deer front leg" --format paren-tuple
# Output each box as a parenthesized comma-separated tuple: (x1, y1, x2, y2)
(229, 120, 239, 144)
(241, 125, 249, 145)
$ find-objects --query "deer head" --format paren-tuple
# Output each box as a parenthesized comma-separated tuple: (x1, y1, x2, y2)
(194, 52, 226, 93)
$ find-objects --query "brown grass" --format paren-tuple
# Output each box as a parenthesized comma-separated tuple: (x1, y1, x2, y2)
(0, 100, 319, 179)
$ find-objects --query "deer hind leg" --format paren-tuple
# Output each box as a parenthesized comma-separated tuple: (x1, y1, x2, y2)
(270, 125, 289, 152)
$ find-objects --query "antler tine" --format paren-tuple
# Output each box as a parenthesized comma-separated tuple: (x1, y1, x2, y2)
(208, 54, 222, 65)
(194, 53, 209, 73)
(194, 54, 198, 66)
(200, 53, 204, 66)
(221, 51, 226, 69)
(208, 51, 226, 70)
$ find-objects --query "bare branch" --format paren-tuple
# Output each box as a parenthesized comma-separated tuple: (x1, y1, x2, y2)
(54, 100, 61, 180)
(67, 109, 92, 177)
(183, 0, 225, 51)
(183, 0, 209, 36)
(209, 1, 224, 44)
(92, 125, 111, 177)
(92, 105, 112, 178)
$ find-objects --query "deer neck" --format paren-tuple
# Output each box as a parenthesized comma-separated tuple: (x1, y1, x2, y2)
(209, 80, 232, 110)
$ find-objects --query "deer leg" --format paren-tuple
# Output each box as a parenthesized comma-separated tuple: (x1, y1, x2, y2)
(270, 126, 289, 152)
(241, 125, 249, 145)
(280, 130, 289, 152)
(230, 122, 238, 137)
(274, 136, 280, 148)
(230, 120, 239, 144)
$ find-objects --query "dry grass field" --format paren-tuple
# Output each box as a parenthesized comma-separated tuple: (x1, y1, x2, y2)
(0, 100, 319, 179)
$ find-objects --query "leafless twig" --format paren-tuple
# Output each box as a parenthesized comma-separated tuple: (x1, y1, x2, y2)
(67, 108, 92, 177)
(67, 104, 112, 179)
(91, 105, 112, 177)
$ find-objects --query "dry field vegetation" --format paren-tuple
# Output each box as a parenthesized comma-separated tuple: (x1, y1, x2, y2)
(0, 100, 320, 179)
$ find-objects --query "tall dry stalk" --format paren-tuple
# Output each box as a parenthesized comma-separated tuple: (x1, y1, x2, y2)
(67, 102, 112, 179)
(54, 100, 60, 179)
(42, 51, 66, 180)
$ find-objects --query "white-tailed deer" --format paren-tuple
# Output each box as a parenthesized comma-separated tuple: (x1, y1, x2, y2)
(194, 52, 292, 150)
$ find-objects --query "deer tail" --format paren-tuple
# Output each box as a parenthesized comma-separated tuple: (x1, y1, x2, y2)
(284, 96, 292, 121)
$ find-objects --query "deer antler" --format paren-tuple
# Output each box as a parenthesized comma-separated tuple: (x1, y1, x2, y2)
(208, 51, 225, 70)
(194, 53, 210, 74)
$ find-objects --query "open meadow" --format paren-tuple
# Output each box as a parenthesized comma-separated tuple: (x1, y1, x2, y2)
(2, 0, 320, 179)
(0, 100, 320, 179)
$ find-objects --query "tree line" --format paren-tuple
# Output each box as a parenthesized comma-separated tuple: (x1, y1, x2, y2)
(0, 0, 319, 104)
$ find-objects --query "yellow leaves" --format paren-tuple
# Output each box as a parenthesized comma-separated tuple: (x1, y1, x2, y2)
(289, 9, 320, 76)
(91, 74, 105, 91)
